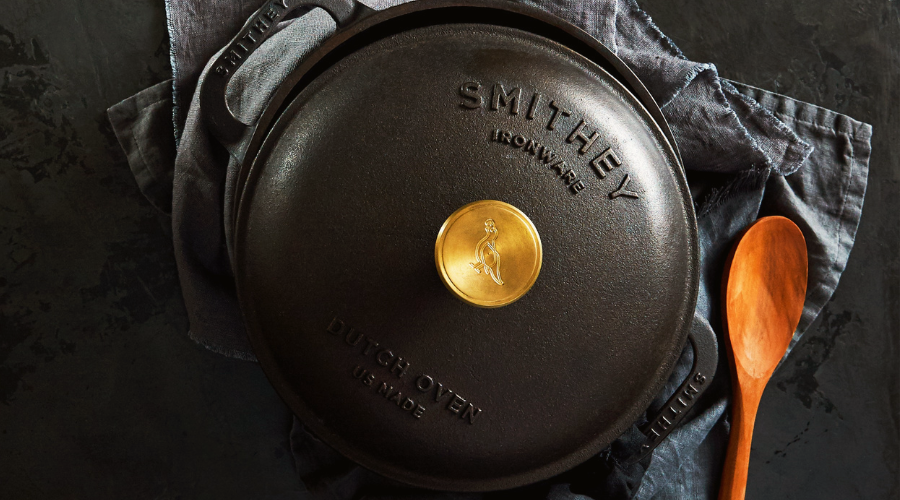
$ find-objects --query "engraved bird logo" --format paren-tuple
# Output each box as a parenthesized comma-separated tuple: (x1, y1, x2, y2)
(470, 219, 504, 286)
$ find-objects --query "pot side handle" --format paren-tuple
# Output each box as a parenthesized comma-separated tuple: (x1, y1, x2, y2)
(200, 0, 374, 143)
(627, 317, 719, 465)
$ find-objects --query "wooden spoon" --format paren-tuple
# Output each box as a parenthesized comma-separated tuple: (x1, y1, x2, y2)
(719, 216, 808, 500)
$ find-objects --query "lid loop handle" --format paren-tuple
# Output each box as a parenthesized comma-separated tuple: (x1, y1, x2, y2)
(200, 0, 374, 143)
(626, 316, 719, 465)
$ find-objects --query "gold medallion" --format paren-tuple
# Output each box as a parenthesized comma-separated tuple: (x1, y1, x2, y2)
(435, 200, 542, 308)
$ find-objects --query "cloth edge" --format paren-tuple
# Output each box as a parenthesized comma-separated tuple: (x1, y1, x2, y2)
(740, 82, 873, 357)
(188, 328, 258, 362)
(163, 0, 182, 146)
(107, 79, 176, 216)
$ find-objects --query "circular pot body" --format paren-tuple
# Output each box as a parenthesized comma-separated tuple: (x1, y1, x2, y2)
(203, 0, 703, 492)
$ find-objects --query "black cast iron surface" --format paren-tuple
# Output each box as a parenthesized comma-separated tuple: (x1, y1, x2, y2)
(231, 15, 697, 488)
(0, 0, 897, 498)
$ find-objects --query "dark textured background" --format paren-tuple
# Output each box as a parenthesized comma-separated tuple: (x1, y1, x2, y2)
(0, 0, 897, 498)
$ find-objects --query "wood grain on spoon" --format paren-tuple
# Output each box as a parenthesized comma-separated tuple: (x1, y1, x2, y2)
(719, 216, 808, 500)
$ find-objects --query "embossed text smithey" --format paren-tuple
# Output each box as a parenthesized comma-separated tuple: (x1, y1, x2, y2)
(458, 80, 640, 199)
(214, 0, 290, 77)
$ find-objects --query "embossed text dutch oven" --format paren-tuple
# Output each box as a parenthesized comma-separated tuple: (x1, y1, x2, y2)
(200, 0, 717, 491)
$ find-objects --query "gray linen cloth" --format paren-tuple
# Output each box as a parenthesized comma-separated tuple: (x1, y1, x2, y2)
(107, 0, 872, 498)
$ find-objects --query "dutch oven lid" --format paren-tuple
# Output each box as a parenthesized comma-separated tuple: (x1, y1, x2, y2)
(216, 0, 700, 492)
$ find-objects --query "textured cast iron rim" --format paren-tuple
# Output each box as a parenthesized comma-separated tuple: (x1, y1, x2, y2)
(231, 0, 700, 491)
(228, 0, 686, 239)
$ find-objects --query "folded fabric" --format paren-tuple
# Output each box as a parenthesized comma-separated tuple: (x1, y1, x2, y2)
(107, 0, 872, 498)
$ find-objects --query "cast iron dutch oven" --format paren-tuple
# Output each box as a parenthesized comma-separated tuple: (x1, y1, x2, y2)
(200, 0, 717, 491)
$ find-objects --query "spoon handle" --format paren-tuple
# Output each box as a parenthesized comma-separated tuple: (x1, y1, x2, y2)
(718, 381, 765, 500)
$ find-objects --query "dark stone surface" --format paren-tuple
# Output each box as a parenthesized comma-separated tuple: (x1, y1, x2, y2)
(639, 1, 900, 498)
(0, 0, 302, 498)
(0, 0, 896, 498)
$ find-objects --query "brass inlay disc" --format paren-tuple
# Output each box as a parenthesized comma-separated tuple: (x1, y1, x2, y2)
(435, 200, 542, 308)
